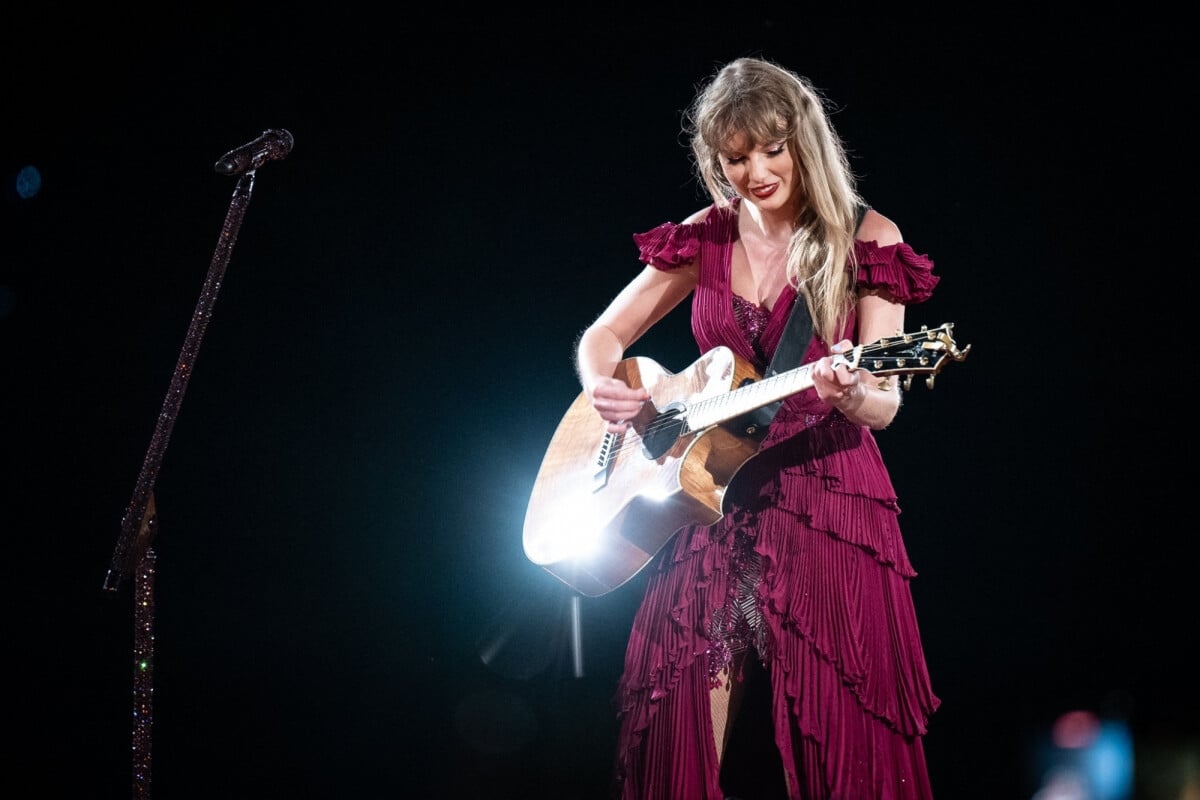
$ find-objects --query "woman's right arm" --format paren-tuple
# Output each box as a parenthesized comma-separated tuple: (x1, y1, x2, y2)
(575, 261, 698, 432)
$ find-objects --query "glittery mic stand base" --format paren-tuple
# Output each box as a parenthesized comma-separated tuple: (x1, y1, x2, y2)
(102, 130, 290, 797)
(133, 503, 157, 799)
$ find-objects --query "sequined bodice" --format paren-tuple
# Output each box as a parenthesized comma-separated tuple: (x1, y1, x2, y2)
(731, 293, 772, 364)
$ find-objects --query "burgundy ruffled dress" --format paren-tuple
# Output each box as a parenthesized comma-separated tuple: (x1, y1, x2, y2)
(612, 199, 941, 799)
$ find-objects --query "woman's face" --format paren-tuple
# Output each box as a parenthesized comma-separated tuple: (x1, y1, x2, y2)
(719, 131, 798, 215)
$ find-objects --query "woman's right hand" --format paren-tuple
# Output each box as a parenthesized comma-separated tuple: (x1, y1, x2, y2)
(589, 377, 650, 433)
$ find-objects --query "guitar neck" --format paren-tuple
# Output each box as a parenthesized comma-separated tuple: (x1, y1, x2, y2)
(687, 361, 817, 430)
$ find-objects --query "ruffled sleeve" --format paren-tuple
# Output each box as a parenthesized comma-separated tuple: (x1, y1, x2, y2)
(632, 221, 702, 271)
(854, 241, 939, 304)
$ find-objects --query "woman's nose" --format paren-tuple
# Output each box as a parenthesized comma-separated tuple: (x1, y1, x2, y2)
(747, 154, 771, 181)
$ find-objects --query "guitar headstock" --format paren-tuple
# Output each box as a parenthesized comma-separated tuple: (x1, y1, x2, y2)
(852, 322, 971, 390)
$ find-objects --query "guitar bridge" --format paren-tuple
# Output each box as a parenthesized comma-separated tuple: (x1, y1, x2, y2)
(592, 430, 619, 492)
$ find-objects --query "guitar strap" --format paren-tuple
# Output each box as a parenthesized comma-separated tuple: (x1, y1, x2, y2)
(737, 203, 869, 438)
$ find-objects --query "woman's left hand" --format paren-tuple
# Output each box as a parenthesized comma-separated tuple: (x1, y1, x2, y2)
(811, 339, 861, 407)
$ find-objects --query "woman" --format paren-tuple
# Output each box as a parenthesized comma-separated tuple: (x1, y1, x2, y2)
(574, 57, 941, 798)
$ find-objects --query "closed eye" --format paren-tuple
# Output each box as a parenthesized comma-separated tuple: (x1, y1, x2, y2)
(723, 142, 786, 165)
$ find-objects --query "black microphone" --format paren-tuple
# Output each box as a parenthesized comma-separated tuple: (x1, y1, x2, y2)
(214, 129, 294, 176)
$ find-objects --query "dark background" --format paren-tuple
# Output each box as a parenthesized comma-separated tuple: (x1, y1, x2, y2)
(4, 11, 1193, 800)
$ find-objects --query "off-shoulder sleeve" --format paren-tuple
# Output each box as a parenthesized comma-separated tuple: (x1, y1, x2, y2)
(632, 221, 702, 271)
(854, 241, 939, 304)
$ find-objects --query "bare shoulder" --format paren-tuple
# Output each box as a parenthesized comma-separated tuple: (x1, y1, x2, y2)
(682, 205, 716, 225)
(857, 207, 903, 246)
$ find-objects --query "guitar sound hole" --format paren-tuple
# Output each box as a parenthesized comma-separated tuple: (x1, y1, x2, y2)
(641, 408, 685, 460)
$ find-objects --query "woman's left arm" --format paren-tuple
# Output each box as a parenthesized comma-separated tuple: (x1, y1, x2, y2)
(826, 290, 905, 429)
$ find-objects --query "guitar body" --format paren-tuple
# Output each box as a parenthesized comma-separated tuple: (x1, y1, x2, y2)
(523, 323, 969, 596)
(523, 347, 763, 597)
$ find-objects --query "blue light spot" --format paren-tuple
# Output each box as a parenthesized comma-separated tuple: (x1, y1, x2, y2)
(1085, 722, 1134, 800)
(15, 165, 41, 199)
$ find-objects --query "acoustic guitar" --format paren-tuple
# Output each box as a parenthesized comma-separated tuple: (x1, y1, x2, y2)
(523, 323, 970, 597)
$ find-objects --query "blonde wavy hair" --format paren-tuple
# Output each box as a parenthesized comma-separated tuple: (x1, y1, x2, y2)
(686, 57, 863, 345)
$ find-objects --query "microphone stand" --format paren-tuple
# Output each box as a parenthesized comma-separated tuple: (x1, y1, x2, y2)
(101, 130, 293, 799)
